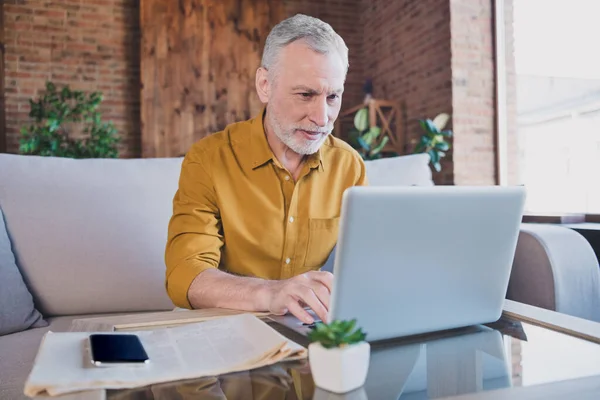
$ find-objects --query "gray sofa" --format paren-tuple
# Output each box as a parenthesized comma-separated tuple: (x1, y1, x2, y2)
(1, 153, 599, 400)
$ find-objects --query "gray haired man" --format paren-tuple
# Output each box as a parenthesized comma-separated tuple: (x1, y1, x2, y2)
(165, 14, 367, 325)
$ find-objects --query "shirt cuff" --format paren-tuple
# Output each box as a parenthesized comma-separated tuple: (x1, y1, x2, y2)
(167, 261, 215, 309)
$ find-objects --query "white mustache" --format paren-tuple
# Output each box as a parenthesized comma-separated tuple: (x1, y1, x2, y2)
(294, 126, 332, 134)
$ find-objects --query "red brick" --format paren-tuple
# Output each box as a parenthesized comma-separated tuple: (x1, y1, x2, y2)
(6, 71, 34, 79)
(18, 87, 37, 96)
(33, 9, 66, 19)
(9, 22, 33, 30)
(32, 24, 65, 33)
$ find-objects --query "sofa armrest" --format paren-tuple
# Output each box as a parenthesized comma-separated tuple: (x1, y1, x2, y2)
(507, 223, 600, 322)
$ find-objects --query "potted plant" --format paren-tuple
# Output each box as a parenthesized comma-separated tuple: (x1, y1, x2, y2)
(412, 113, 453, 172)
(19, 81, 120, 158)
(307, 319, 370, 394)
(348, 107, 395, 160)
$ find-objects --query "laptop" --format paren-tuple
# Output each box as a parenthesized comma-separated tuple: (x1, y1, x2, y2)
(268, 185, 526, 342)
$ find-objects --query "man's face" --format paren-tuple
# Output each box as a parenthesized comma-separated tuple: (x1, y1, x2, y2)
(263, 41, 346, 155)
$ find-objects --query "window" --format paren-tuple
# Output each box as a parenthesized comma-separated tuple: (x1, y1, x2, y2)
(503, 0, 600, 214)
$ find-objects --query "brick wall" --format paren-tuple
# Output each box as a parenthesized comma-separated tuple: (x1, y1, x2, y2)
(359, 0, 507, 185)
(3, 0, 141, 157)
(450, 0, 497, 185)
(360, 0, 454, 183)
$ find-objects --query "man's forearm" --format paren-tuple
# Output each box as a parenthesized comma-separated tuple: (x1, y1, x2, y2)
(187, 268, 274, 311)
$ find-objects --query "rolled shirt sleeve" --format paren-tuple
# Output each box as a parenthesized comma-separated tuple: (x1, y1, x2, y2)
(165, 150, 223, 309)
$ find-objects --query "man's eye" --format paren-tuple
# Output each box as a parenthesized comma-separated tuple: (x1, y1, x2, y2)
(299, 93, 312, 98)
(328, 94, 339, 101)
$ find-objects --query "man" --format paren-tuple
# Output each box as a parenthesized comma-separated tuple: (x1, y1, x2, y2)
(165, 14, 367, 325)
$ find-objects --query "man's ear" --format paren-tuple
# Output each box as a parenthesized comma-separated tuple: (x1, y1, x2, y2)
(255, 67, 270, 103)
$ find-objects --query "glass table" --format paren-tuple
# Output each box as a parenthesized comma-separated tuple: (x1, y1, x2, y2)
(105, 309, 600, 400)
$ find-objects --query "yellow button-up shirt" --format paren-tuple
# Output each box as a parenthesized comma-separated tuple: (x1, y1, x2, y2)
(165, 109, 368, 309)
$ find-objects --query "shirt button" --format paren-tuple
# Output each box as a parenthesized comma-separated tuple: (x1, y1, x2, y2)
(285, 258, 291, 264)
(284, 175, 290, 181)
(289, 216, 294, 223)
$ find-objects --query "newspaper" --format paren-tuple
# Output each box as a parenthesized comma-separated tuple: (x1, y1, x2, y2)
(24, 314, 307, 398)
(68, 308, 270, 333)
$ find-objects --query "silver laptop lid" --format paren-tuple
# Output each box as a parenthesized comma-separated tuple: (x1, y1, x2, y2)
(328, 185, 526, 341)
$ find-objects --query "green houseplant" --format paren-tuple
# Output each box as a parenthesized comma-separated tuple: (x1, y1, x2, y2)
(413, 113, 453, 172)
(307, 319, 370, 393)
(307, 319, 367, 348)
(348, 108, 392, 160)
(19, 82, 120, 158)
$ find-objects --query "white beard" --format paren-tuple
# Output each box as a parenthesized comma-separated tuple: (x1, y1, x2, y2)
(268, 113, 331, 155)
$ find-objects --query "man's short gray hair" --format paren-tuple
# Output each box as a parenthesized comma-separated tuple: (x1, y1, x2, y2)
(261, 14, 349, 76)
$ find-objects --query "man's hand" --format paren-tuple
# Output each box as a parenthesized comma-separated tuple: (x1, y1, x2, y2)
(186, 268, 333, 324)
(264, 271, 333, 324)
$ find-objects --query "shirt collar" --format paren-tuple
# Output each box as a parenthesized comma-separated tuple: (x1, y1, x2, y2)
(306, 146, 325, 172)
(250, 107, 275, 170)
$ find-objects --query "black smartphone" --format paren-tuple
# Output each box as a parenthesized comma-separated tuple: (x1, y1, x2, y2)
(89, 334, 150, 367)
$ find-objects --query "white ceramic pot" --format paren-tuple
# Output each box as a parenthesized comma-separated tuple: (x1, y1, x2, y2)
(308, 341, 370, 394)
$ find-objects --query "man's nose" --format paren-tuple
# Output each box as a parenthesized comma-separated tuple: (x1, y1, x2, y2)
(309, 98, 329, 128)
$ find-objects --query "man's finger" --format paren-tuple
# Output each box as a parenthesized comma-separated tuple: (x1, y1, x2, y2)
(286, 299, 314, 324)
(309, 271, 334, 293)
(295, 286, 328, 323)
(310, 281, 330, 311)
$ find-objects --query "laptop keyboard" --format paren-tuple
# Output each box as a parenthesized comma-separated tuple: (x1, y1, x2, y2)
(302, 320, 321, 329)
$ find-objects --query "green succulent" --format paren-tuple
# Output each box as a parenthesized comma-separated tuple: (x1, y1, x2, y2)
(307, 319, 367, 349)
(413, 113, 453, 172)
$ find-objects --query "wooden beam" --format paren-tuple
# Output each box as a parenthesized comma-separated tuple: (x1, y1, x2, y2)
(140, 0, 285, 158)
(0, 3, 6, 153)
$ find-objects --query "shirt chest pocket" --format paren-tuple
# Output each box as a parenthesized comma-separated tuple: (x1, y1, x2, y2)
(304, 217, 340, 269)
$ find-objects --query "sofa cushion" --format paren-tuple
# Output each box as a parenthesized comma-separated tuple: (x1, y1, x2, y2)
(0, 314, 132, 400)
(0, 316, 81, 400)
(0, 154, 181, 316)
(364, 153, 433, 187)
(0, 206, 48, 336)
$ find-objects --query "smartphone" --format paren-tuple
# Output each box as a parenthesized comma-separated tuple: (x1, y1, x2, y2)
(89, 333, 150, 367)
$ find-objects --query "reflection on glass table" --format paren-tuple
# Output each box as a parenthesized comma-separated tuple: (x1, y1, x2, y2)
(362, 327, 510, 399)
(107, 319, 600, 400)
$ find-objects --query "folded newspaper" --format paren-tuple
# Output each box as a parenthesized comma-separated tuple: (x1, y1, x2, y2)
(24, 314, 307, 397)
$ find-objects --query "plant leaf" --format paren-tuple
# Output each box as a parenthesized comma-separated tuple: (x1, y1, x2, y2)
(413, 142, 425, 154)
(345, 319, 356, 334)
(432, 113, 450, 130)
(435, 141, 449, 151)
(368, 126, 381, 138)
(357, 136, 370, 151)
(370, 135, 389, 156)
(428, 149, 440, 164)
(354, 108, 369, 131)
(419, 119, 428, 134)
(425, 119, 439, 135)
